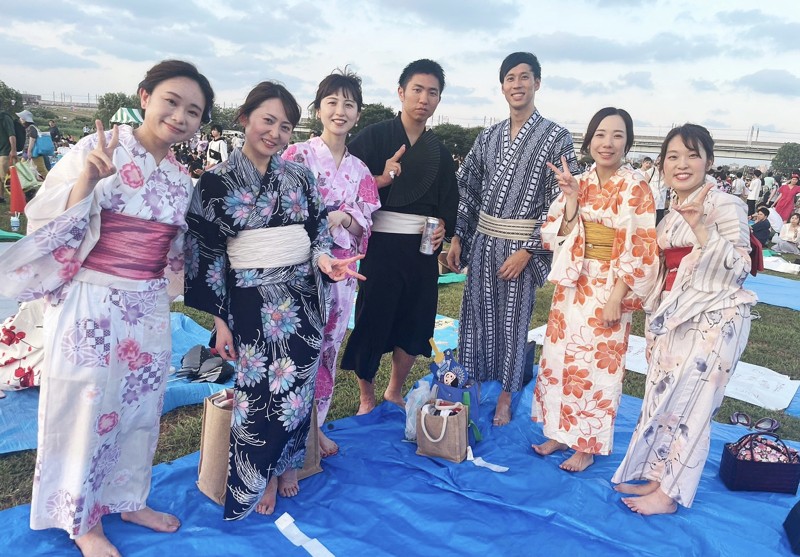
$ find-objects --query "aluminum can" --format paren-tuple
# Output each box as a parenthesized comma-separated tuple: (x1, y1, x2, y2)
(419, 217, 439, 255)
(10, 215, 20, 232)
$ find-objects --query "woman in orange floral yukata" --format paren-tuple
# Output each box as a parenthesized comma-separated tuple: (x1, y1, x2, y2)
(531, 107, 659, 472)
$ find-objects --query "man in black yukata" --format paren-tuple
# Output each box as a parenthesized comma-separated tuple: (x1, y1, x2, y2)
(446, 52, 578, 427)
(341, 59, 459, 414)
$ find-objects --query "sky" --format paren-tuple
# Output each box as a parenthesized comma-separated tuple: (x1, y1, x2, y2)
(4, 0, 800, 145)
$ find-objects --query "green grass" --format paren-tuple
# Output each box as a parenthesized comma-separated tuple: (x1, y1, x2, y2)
(0, 239, 798, 510)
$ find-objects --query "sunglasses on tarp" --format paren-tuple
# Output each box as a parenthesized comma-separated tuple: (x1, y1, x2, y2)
(730, 412, 781, 433)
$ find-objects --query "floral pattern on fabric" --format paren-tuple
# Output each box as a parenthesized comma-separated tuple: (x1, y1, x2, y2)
(282, 138, 379, 425)
(532, 164, 659, 455)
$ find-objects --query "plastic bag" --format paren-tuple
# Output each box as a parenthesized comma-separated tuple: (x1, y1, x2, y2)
(405, 380, 433, 441)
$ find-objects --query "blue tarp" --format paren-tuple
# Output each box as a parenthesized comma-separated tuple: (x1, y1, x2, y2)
(0, 313, 228, 455)
(0, 380, 796, 556)
(745, 272, 800, 311)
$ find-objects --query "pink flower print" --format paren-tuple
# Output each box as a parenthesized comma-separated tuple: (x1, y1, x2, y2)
(358, 174, 379, 204)
(46, 489, 76, 524)
(119, 162, 145, 189)
(58, 258, 82, 281)
(96, 412, 119, 435)
(87, 502, 111, 529)
(116, 339, 141, 362)
(52, 246, 77, 263)
(128, 351, 153, 371)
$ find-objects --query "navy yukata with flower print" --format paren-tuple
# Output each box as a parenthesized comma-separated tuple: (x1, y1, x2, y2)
(184, 148, 332, 520)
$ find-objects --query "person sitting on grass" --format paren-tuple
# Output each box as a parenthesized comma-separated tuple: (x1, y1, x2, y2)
(751, 206, 772, 247)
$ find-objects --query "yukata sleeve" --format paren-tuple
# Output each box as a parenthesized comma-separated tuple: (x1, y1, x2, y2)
(342, 160, 380, 256)
(541, 177, 586, 288)
(184, 172, 231, 320)
(300, 166, 333, 268)
(522, 128, 578, 254)
(612, 172, 660, 309)
(437, 150, 459, 239)
(454, 131, 486, 260)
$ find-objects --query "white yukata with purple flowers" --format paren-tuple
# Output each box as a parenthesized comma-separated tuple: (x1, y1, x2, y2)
(0, 125, 188, 538)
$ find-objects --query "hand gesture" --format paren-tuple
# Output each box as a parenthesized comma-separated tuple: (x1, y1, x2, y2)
(673, 182, 712, 231)
(318, 254, 366, 282)
(497, 249, 532, 281)
(546, 155, 580, 199)
(83, 119, 119, 184)
(381, 144, 406, 186)
(446, 236, 462, 272)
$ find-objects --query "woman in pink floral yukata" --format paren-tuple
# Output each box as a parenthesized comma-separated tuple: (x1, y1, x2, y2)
(0, 60, 215, 557)
(283, 69, 380, 460)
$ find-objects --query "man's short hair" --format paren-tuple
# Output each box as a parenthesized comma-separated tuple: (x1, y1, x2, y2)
(499, 52, 541, 82)
(758, 207, 770, 217)
(398, 59, 445, 92)
(754, 170, 762, 177)
(643, 156, 653, 163)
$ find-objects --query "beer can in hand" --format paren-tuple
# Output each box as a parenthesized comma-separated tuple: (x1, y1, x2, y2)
(419, 217, 439, 255)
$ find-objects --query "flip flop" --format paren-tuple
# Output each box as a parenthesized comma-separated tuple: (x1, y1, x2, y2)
(753, 417, 781, 433)
(730, 411, 751, 427)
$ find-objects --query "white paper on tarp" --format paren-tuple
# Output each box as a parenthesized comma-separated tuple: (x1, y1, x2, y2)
(467, 446, 509, 472)
(275, 512, 335, 557)
(763, 256, 800, 275)
(528, 325, 799, 411)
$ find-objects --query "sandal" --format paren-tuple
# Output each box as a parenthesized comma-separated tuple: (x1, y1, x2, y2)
(754, 417, 781, 433)
(730, 412, 751, 427)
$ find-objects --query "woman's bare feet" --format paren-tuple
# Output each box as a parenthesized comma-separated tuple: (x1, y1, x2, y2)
(255, 476, 279, 515)
(357, 378, 376, 415)
(120, 507, 180, 533)
(622, 487, 678, 515)
(532, 439, 569, 456)
(614, 480, 660, 496)
(319, 429, 339, 457)
(559, 451, 594, 472)
(278, 468, 299, 498)
(492, 391, 512, 426)
(74, 522, 121, 557)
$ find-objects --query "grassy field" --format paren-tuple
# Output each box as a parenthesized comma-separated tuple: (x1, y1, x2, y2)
(0, 211, 798, 510)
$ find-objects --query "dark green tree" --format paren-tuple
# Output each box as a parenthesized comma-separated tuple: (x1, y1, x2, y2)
(94, 92, 140, 126)
(772, 142, 800, 176)
(431, 123, 483, 158)
(208, 105, 240, 131)
(0, 81, 23, 113)
(348, 103, 395, 141)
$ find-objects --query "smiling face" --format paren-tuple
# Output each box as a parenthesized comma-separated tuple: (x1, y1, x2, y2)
(139, 76, 205, 148)
(662, 135, 713, 201)
(398, 73, 441, 124)
(790, 214, 800, 226)
(589, 114, 627, 175)
(501, 62, 539, 112)
(318, 89, 360, 138)
(240, 98, 294, 164)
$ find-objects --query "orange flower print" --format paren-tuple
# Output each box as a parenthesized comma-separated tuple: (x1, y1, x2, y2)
(574, 274, 593, 305)
(570, 236, 584, 259)
(562, 365, 593, 398)
(546, 309, 567, 344)
(611, 227, 627, 260)
(537, 362, 558, 386)
(628, 181, 655, 215)
(631, 227, 658, 265)
(594, 340, 626, 374)
(588, 307, 620, 337)
(552, 285, 567, 305)
(572, 436, 604, 454)
(559, 403, 578, 431)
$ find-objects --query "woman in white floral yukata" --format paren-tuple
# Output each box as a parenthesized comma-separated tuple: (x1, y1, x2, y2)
(184, 81, 363, 520)
(282, 69, 380, 460)
(613, 124, 757, 515)
(0, 60, 215, 557)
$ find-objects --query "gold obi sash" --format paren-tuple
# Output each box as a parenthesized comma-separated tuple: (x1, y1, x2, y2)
(476, 211, 538, 241)
(583, 222, 615, 261)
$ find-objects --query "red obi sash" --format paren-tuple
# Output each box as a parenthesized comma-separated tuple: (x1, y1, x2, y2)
(663, 246, 693, 291)
(83, 210, 179, 280)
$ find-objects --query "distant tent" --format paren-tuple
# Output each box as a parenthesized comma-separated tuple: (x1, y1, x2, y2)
(109, 108, 143, 125)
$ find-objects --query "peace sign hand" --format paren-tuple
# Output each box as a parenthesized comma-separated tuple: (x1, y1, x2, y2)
(546, 155, 580, 199)
(318, 254, 367, 282)
(673, 182, 713, 230)
(379, 144, 406, 188)
(83, 119, 119, 184)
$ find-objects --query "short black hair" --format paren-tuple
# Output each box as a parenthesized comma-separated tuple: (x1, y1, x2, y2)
(758, 207, 770, 217)
(658, 124, 715, 171)
(210, 124, 223, 134)
(754, 169, 762, 177)
(236, 81, 301, 128)
(499, 52, 541, 82)
(581, 107, 634, 156)
(642, 156, 653, 163)
(398, 59, 445, 93)
(312, 67, 364, 112)
(138, 59, 215, 124)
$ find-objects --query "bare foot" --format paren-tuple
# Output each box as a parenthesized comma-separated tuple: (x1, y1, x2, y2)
(614, 480, 660, 496)
(382, 391, 405, 409)
(255, 476, 278, 515)
(278, 468, 299, 498)
(492, 391, 512, 426)
(622, 488, 678, 515)
(120, 507, 180, 533)
(559, 451, 594, 472)
(319, 429, 339, 457)
(532, 439, 569, 456)
(75, 522, 121, 557)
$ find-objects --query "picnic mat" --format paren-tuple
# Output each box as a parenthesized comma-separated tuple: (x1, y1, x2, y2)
(0, 380, 796, 556)
(744, 272, 800, 310)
